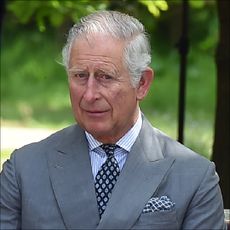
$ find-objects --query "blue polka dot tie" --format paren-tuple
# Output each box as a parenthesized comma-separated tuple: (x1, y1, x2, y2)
(95, 144, 120, 218)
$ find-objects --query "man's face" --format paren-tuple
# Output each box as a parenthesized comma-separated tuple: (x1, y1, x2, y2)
(68, 34, 152, 143)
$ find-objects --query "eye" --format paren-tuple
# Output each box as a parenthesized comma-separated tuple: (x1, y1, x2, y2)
(104, 74, 113, 80)
(95, 72, 114, 81)
(101, 74, 112, 80)
(74, 72, 89, 79)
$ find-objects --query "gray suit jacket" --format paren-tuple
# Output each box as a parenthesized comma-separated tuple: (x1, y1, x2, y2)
(0, 117, 226, 229)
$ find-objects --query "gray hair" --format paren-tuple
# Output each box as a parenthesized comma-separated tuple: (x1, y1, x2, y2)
(62, 10, 151, 87)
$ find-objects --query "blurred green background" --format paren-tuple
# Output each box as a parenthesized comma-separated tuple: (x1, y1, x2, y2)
(1, 0, 218, 162)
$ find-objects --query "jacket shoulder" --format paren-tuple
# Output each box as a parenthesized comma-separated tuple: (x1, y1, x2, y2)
(143, 116, 212, 166)
(8, 124, 82, 161)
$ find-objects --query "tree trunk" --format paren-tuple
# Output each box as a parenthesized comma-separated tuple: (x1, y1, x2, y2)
(0, 0, 6, 33)
(212, 0, 230, 209)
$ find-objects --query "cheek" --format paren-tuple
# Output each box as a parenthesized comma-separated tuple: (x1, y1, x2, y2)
(69, 84, 82, 106)
(111, 89, 137, 112)
(69, 79, 78, 92)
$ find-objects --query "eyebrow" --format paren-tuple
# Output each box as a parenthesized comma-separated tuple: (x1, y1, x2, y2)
(68, 67, 118, 76)
(68, 67, 88, 72)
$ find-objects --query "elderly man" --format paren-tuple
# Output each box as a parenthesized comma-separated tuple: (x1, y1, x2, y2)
(0, 10, 226, 229)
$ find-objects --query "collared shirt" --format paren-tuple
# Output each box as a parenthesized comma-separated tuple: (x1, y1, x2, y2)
(85, 111, 142, 179)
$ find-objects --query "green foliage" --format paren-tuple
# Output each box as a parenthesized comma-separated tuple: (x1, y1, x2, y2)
(139, 0, 168, 17)
(189, 0, 206, 8)
(1, 0, 218, 159)
(6, 0, 168, 31)
(1, 149, 12, 170)
(1, 24, 216, 158)
(6, 0, 108, 31)
(1, 26, 73, 127)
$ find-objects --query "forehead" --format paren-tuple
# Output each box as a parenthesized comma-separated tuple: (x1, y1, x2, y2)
(69, 34, 125, 69)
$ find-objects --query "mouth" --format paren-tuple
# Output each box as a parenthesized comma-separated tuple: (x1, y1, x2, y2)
(84, 109, 109, 117)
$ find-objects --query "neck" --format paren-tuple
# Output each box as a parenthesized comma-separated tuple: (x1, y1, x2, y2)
(93, 109, 140, 144)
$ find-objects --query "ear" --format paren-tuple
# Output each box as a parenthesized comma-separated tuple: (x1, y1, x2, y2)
(136, 67, 154, 101)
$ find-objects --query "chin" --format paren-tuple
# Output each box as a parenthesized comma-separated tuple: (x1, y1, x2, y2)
(87, 127, 114, 141)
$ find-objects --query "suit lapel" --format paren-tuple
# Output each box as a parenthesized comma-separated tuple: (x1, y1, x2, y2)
(47, 125, 99, 229)
(97, 117, 175, 229)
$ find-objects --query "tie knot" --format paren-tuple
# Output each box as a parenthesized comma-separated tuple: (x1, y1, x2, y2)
(101, 144, 117, 157)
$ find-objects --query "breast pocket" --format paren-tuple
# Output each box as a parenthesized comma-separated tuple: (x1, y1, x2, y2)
(132, 209, 179, 229)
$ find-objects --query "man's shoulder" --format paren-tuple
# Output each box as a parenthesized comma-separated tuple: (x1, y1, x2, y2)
(1, 124, 86, 180)
(142, 116, 212, 167)
(9, 124, 82, 160)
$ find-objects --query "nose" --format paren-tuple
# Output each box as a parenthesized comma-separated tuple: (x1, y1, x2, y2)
(83, 75, 100, 102)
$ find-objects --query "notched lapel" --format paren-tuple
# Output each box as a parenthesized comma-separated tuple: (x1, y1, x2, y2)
(47, 125, 100, 229)
(97, 117, 175, 229)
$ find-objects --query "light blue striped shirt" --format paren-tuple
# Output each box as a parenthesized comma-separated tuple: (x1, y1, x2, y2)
(85, 111, 142, 179)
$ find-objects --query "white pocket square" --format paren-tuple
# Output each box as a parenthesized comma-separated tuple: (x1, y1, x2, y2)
(142, 196, 175, 213)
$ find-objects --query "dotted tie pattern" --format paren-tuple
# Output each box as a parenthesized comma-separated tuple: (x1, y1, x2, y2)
(95, 144, 120, 218)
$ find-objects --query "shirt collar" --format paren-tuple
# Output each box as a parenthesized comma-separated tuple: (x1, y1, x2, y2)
(85, 110, 142, 152)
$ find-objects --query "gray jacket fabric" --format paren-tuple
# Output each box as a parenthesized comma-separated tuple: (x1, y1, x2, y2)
(0, 116, 226, 229)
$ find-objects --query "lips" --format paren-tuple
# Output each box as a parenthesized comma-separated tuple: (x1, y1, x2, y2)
(84, 109, 109, 117)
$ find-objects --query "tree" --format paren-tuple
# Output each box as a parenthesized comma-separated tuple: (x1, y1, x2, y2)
(212, 0, 230, 209)
(5, 0, 168, 32)
(3, 0, 229, 207)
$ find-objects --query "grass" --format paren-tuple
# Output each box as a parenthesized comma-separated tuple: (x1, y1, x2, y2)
(1, 26, 216, 165)
(1, 149, 12, 171)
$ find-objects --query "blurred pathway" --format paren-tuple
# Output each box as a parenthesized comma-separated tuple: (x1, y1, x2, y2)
(1, 126, 56, 151)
